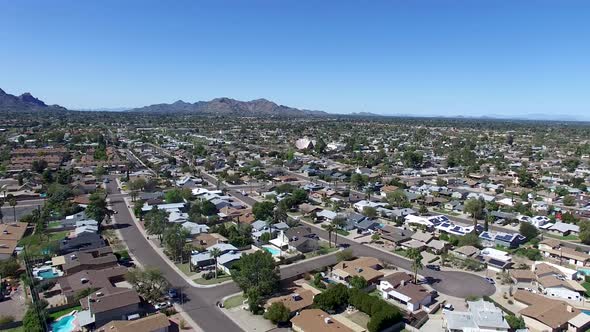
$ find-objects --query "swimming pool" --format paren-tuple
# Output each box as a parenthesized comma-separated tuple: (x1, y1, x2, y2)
(578, 268, 590, 276)
(51, 314, 75, 332)
(38, 269, 60, 279)
(262, 245, 281, 256)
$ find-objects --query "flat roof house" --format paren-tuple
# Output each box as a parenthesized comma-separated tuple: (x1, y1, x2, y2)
(443, 299, 510, 332)
(0, 222, 28, 261)
(290, 309, 353, 332)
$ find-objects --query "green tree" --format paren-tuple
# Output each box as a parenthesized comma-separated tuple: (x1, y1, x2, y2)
(362, 206, 377, 218)
(563, 195, 576, 206)
(579, 220, 590, 245)
(506, 314, 526, 329)
(231, 251, 279, 297)
(260, 232, 272, 244)
(349, 275, 368, 289)
(406, 248, 423, 284)
(144, 207, 169, 241)
(126, 267, 170, 303)
(23, 305, 45, 332)
(162, 224, 190, 262)
(350, 173, 367, 190)
(264, 302, 291, 324)
(164, 188, 185, 203)
(312, 283, 349, 311)
(253, 201, 275, 220)
(210, 247, 222, 279)
(86, 191, 108, 224)
(464, 198, 485, 231)
(519, 221, 539, 241)
(386, 190, 411, 208)
(325, 223, 335, 248)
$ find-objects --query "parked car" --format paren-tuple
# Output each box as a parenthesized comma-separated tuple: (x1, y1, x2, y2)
(426, 264, 440, 271)
(154, 301, 172, 310)
(168, 288, 179, 299)
(443, 304, 454, 311)
(484, 277, 496, 284)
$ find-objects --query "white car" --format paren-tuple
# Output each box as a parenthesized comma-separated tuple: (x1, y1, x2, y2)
(154, 301, 172, 310)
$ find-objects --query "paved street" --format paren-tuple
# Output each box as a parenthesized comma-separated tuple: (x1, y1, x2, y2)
(105, 178, 243, 332)
(306, 223, 496, 298)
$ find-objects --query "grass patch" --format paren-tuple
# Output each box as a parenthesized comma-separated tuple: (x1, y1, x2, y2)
(304, 243, 338, 259)
(544, 233, 579, 241)
(48, 305, 82, 321)
(0, 327, 24, 332)
(223, 294, 245, 309)
(47, 221, 62, 229)
(582, 282, 590, 297)
(335, 229, 350, 236)
(345, 311, 370, 329)
(393, 248, 408, 257)
(18, 231, 69, 256)
(176, 263, 197, 277)
(194, 274, 232, 285)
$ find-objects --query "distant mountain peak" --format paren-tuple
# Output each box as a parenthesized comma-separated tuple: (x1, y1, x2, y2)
(0, 88, 65, 112)
(129, 97, 327, 117)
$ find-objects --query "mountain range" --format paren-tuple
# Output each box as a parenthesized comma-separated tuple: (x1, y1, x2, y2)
(0, 88, 66, 112)
(128, 97, 327, 117)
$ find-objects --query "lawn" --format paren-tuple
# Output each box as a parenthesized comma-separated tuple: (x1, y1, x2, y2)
(18, 231, 69, 256)
(176, 263, 197, 277)
(582, 282, 590, 297)
(393, 248, 408, 257)
(47, 221, 62, 229)
(345, 311, 370, 329)
(335, 229, 350, 236)
(304, 243, 338, 259)
(193, 274, 232, 285)
(544, 233, 579, 241)
(48, 305, 82, 321)
(0, 327, 24, 332)
(223, 294, 245, 309)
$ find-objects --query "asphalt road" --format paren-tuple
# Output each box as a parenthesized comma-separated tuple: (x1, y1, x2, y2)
(1, 199, 45, 221)
(105, 178, 244, 332)
(307, 225, 496, 298)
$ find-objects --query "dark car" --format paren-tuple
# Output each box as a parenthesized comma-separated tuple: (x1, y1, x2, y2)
(168, 288, 179, 299)
(426, 264, 440, 271)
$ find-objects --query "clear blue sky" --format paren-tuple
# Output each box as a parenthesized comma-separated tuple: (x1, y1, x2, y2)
(1, 0, 589, 119)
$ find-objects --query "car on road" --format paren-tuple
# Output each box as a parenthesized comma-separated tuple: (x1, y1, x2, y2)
(241, 190, 247, 196)
(426, 264, 440, 271)
(484, 277, 496, 284)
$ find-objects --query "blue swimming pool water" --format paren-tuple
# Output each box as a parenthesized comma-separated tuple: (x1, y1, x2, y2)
(51, 315, 75, 332)
(39, 269, 59, 279)
(579, 268, 590, 276)
(263, 246, 280, 255)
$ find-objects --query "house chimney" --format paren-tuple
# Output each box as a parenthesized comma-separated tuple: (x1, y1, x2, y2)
(324, 317, 332, 324)
(400, 279, 406, 287)
(567, 305, 574, 313)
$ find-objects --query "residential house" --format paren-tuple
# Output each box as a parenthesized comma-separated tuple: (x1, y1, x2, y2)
(480, 247, 512, 271)
(290, 309, 354, 332)
(378, 226, 413, 246)
(538, 239, 590, 267)
(77, 287, 141, 329)
(97, 313, 170, 332)
(452, 246, 480, 260)
(58, 247, 118, 275)
(191, 233, 228, 249)
(479, 231, 525, 249)
(0, 222, 28, 261)
(443, 299, 510, 332)
(509, 269, 536, 288)
(548, 222, 580, 236)
(514, 290, 579, 332)
(330, 257, 384, 286)
(379, 272, 432, 312)
(55, 266, 128, 303)
(59, 233, 106, 254)
(265, 288, 314, 316)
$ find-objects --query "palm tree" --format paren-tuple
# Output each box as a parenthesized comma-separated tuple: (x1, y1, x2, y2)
(331, 217, 346, 247)
(210, 248, 222, 279)
(325, 224, 335, 248)
(406, 248, 424, 284)
(8, 197, 17, 222)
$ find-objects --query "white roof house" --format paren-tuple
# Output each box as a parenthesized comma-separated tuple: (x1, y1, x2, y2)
(548, 222, 580, 234)
(270, 231, 290, 248)
(444, 299, 510, 331)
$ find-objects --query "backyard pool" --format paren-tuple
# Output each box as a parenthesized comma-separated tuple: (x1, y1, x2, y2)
(578, 268, 590, 276)
(51, 314, 75, 332)
(33, 266, 63, 280)
(262, 245, 281, 256)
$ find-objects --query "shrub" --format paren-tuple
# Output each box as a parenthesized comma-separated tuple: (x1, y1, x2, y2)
(264, 302, 291, 324)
